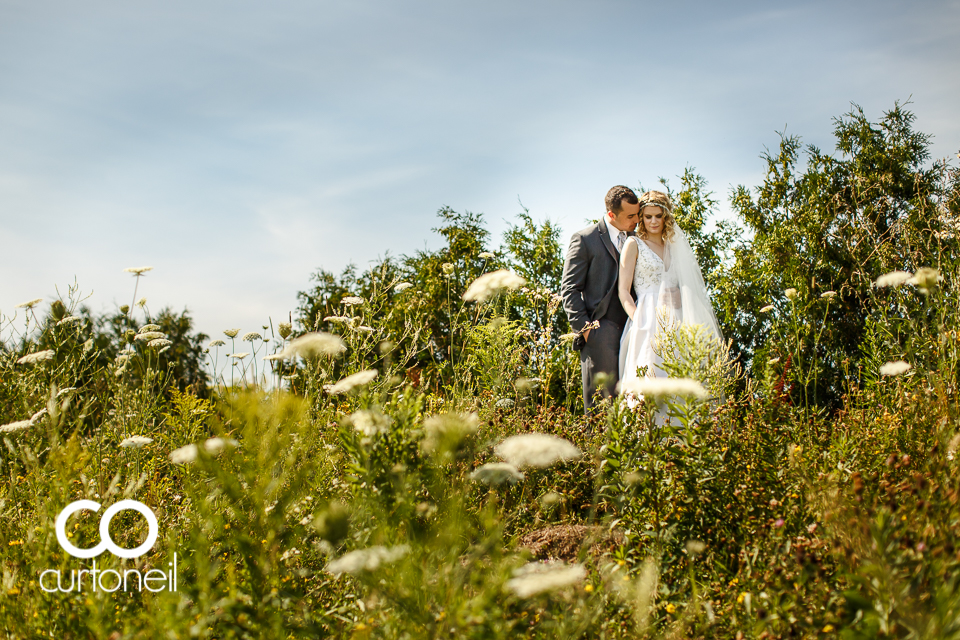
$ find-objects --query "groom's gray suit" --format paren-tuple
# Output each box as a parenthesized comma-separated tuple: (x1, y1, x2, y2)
(561, 217, 632, 413)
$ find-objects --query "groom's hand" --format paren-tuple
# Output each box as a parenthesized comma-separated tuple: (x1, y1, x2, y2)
(582, 329, 591, 342)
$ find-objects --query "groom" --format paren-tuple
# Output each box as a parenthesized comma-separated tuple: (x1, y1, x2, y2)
(561, 185, 640, 413)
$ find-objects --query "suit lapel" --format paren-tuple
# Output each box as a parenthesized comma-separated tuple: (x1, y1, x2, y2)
(599, 218, 618, 262)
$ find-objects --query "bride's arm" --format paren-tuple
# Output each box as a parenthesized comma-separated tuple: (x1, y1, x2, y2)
(618, 239, 638, 320)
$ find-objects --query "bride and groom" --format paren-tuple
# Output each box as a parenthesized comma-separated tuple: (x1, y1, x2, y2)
(560, 185, 722, 412)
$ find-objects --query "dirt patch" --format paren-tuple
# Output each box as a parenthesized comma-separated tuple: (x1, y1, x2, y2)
(519, 524, 623, 562)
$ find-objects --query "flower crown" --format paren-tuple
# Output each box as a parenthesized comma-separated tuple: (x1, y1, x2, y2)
(637, 190, 674, 213)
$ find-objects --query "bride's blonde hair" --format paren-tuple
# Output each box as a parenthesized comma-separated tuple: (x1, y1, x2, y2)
(636, 190, 676, 242)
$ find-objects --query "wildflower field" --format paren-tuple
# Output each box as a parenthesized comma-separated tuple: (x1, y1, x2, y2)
(2, 105, 959, 639)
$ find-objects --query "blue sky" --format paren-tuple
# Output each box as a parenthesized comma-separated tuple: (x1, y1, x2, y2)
(1, 0, 958, 342)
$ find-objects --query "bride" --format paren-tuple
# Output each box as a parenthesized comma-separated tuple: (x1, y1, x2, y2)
(617, 190, 723, 398)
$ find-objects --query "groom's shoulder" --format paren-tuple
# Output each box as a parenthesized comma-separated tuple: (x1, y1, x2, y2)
(571, 220, 603, 240)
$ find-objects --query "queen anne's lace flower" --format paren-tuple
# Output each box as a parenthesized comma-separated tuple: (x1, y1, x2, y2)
(784, 288, 798, 300)
(15, 298, 43, 309)
(17, 350, 55, 365)
(759, 305, 775, 313)
(874, 271, 912, 288)
(120, 436, 154, 448)
(820, 291, 837, 300)
(135, 331, 166, 341)
(208, 339, 226, 347)
(223, 328, 240, 338)
(880, 361, 911, 376)
(341, 296, 364, 306)
(495, 433, 581, 469)
(277, 332, 346, 359)
(325, 370, 378, 394)
(123, 266, 154, 275)
(229, 352, 249, 360)
(242, 332, 262, 342)
(908, 267, 942, 290)
(57, 316, 82, 326)
(344, 410, 393, 437)
(463, 269, 526, 302)
(394, 282, 413, 292)
(169, 437, 237, 464)
(505, 561, 586, 598)
(148, 339, 172, 349)
(618, 377, 709, 400)
(139, 324, 161, 333)
(325, 545, 409, 575)
(478, 252, 495, 259)
(470, 463, 524, 486)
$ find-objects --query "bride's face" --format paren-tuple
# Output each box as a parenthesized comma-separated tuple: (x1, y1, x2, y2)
(641, 206, 664, 236)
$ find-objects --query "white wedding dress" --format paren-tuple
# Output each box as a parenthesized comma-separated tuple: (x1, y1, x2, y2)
(618, 227, 723, 394)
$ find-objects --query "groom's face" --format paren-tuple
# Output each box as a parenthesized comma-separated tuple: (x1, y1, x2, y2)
(607, 201, 640, 233)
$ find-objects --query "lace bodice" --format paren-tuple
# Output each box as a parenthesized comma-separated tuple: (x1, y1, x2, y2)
(630, 237, 674, 291)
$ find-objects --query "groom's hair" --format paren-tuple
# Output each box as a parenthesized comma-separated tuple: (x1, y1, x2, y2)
(605, 186, 638, 214)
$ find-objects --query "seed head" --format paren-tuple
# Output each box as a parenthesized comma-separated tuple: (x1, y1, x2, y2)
(784, 288, 798, 300)
(278, 322, 293, 339)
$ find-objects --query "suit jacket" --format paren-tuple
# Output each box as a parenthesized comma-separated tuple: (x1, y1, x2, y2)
(561, 218, 633, 332)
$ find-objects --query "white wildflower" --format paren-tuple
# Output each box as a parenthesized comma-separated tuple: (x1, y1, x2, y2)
(478, 251, 495, 259)
(242, 332, 262, 342)
(135, 331, 166, 342)
(168, 444, 198, 464)
(57, 315, 82, 326)
(357, 325, 375, 333)
(277, 332, 346, 359)
(56, 387, 76, 398)
(17, 350, 55, 365)
(469, 462, 524, 486)
(422, 412, 480, 454)
(874, 270, 912, 288)
(0, 420, 32, 434)
(879, 361, 911, 376)
(441, 263, 454, 275)
(326, 545, 410, 576)
(123, 266, 153, 275)
(229, 352, 249, 360)
(263, 354, 283, 361)
(224, 328, 240, 338)
(325, 370, 378, 395)
(158, 346, 170, 355)
(394, 282, 413, 293)
(29, 408, 47, 424)
(908, 267, 942, 290)
(136, 297, 147, 307)
(759, 305, 775, 313)
(768, 357, 781, 365)
(784, 288, 798, 300)
(463, 269, 527, 302)
(324, 316, 352, 324)
(505, 561, 586, 598)
(495, 433, 581, 469)
(559, 333, 578, 343)
(148, 338, 172, 349)
(168, 437, 237, 464)
(120, 436, 154, 448)
(618, 377, 709, 400)
(495, 398, 515, 409)
(341, 296, 364, 306)
(139, 324, 161, 333)
(208, 339, 226, 347)
(203, 437, 238, 455)
(15, 298, 43, 309)
(344, 410, 393, 437)
(820, 291, 837, 300)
